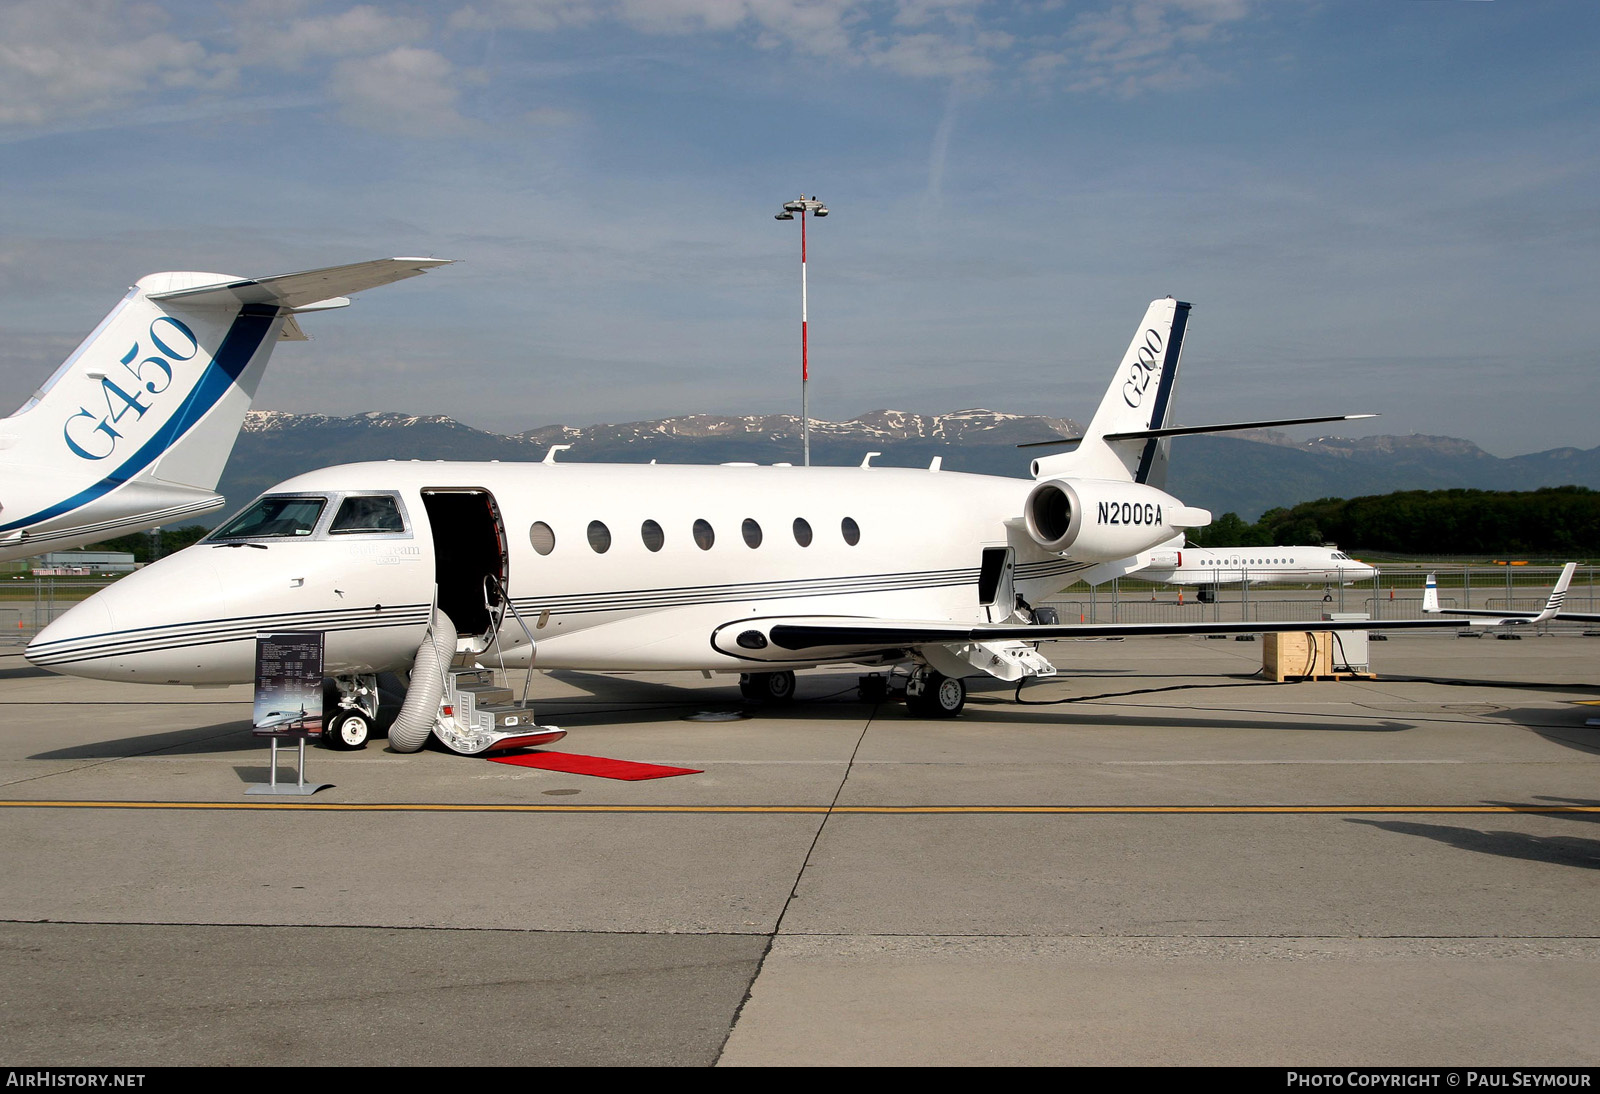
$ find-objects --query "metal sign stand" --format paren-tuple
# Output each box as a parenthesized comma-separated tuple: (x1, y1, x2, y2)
(249, 631, 331, 795)
(248, 737, 329, 795)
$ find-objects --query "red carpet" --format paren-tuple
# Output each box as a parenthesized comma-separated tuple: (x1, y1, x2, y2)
(488, 750, 702, 781)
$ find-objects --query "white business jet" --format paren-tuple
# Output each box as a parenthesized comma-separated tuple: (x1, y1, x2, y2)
(1423, 564, 1593, 624)
(1133, 540, 1377, 601)
(27, 298, 1521, 753)
(0, 257, 451, 562)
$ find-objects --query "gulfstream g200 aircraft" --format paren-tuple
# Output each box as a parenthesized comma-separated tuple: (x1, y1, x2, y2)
(29, 298, 1510, 753)
(0, 257, 450, 561)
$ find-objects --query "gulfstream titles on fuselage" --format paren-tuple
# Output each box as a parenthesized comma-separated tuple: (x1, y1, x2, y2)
(1287, 1075, 1591, 1088)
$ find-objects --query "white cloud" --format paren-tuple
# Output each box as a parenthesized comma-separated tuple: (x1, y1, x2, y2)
(867, 32, 991, 79)
(1062, 0, 1252, 94)
(448, 0, 603, 32)
(234, 5, 429, 69)
(0, 1, 226, 126)
(327, 47, 473, 135)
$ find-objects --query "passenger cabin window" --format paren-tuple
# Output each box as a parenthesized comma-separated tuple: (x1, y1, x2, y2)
(210, 496, 326, 540)
(587, 520, 612, 554)
(329, 495, 404, 534)
(529, 522, 555, 555)
(742, 519, 762, 548)
(693, 519, 715, 550)
(793, 518, 813, 547)
(841, 517, 861, 546)
(641, 520, 665, 552)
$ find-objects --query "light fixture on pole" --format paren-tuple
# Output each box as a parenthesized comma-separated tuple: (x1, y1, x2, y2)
(774, 194, 828, 466)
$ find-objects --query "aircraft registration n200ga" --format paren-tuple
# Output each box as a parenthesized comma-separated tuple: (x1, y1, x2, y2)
(26, 298, 1528, 754)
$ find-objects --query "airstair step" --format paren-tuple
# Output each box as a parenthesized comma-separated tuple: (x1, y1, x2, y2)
(457, 682, 515, 707)
(478, 701, 538, 729)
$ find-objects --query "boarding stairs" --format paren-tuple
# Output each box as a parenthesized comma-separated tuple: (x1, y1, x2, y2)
(423, 575, 566, 755)
(430, 654, 565, 755)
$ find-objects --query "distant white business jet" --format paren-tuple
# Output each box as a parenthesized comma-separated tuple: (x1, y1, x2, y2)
(1423, 564, 1594, 624)
(0, 257, 451, 562)
(28, 297, 1525, 753)
(1132, 539, 1377, 600)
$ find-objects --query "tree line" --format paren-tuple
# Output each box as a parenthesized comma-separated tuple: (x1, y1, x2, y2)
(1189, 486, 1599, 556)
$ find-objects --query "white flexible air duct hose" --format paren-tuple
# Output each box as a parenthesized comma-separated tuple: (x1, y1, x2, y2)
(388, 607, 456, 753)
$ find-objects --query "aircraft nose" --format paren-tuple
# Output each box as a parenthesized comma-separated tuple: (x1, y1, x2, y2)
(27, 595, 113, 670)
(24, 551, 227, 681)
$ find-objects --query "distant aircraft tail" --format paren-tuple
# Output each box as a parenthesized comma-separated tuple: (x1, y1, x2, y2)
(0, 257, 449, 551)
(1029, 298, 1190, 486)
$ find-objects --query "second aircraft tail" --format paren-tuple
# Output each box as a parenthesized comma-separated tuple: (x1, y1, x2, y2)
(1029, 297, 1191, 487)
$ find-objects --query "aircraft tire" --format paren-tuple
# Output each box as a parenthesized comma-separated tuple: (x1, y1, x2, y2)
(389, 608, 457, 753)
(324, 710, 371, 751)
(906, 672, 965, 718)
(739, 670, 796, 704)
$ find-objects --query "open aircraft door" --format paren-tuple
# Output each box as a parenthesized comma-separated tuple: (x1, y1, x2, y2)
(978, 546, 1016, 623)
(420, 488, 508, 651)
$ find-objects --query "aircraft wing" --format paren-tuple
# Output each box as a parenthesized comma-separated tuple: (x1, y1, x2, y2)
(146, 257, 453, 310)
(709, 611, 1535, 665)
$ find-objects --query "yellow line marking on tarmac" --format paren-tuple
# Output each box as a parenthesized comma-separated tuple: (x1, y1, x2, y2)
(1, 801, 1597, 815)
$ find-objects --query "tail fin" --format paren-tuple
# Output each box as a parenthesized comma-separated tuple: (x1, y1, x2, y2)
(1423, 573, 1440, 614)
(0, 257, 449, 551)
(1533, 562, 1577, 622)
(1031, 297, 1190, 485)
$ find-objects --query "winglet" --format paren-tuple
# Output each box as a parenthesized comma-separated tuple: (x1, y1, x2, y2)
(1423, 573, 1440, 614)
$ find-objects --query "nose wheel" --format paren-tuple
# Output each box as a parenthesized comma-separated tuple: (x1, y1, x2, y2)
(323, 710, 372, 750)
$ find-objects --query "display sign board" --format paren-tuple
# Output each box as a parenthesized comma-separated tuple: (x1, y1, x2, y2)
(253, 632, 325, 738)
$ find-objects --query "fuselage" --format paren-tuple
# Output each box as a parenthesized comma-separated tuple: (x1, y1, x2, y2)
(26, 460, 1094, 684)
(1139, 544, 1376, 587)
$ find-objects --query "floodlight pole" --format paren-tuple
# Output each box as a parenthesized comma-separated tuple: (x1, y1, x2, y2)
(775, 195, 828, 466)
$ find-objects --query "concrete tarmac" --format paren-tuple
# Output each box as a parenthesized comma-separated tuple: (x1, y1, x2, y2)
(0, 631, 1597, 1066)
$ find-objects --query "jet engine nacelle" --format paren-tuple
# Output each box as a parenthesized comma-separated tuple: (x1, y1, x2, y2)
(1023, 478, 1209, 562)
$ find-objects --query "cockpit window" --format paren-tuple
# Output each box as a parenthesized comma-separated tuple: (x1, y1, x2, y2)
(210, 496, 327, 540)
(330, 495, 405, 534)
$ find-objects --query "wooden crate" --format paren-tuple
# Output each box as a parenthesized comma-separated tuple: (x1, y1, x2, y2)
(1263, 631, 1333, 681)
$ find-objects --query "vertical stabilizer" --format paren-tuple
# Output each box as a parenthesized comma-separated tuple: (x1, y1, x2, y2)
(0, 257, 450, 559)
(1031, 298, 1190, 484)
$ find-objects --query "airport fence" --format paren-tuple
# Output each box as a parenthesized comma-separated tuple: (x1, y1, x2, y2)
(1, 566, 1595, 648)
(0, 577, 117, 644)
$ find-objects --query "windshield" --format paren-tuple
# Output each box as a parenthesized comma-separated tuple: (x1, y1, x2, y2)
(329, 495, 406, 534)
(209, 496, 327, 540)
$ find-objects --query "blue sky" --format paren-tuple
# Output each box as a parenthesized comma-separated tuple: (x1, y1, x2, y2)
(2, 0, 1596, 456)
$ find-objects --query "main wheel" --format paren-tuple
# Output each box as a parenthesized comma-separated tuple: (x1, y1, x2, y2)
(324, 710, 372, 750)
(739, 670, 797, 704)
(905, 672, 965, 718)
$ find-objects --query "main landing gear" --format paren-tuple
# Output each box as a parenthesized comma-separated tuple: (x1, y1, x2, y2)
(738, 666, 967, 718)
(739, 670, 796, 704)
(904, 667, 965, 719)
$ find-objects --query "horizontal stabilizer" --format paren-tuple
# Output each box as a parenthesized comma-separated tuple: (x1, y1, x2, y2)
(147, 257, 452, 309)
(1019, 414, 1377, 449)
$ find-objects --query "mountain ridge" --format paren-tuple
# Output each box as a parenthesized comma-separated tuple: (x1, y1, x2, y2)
(222, 408, 1599, 523)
